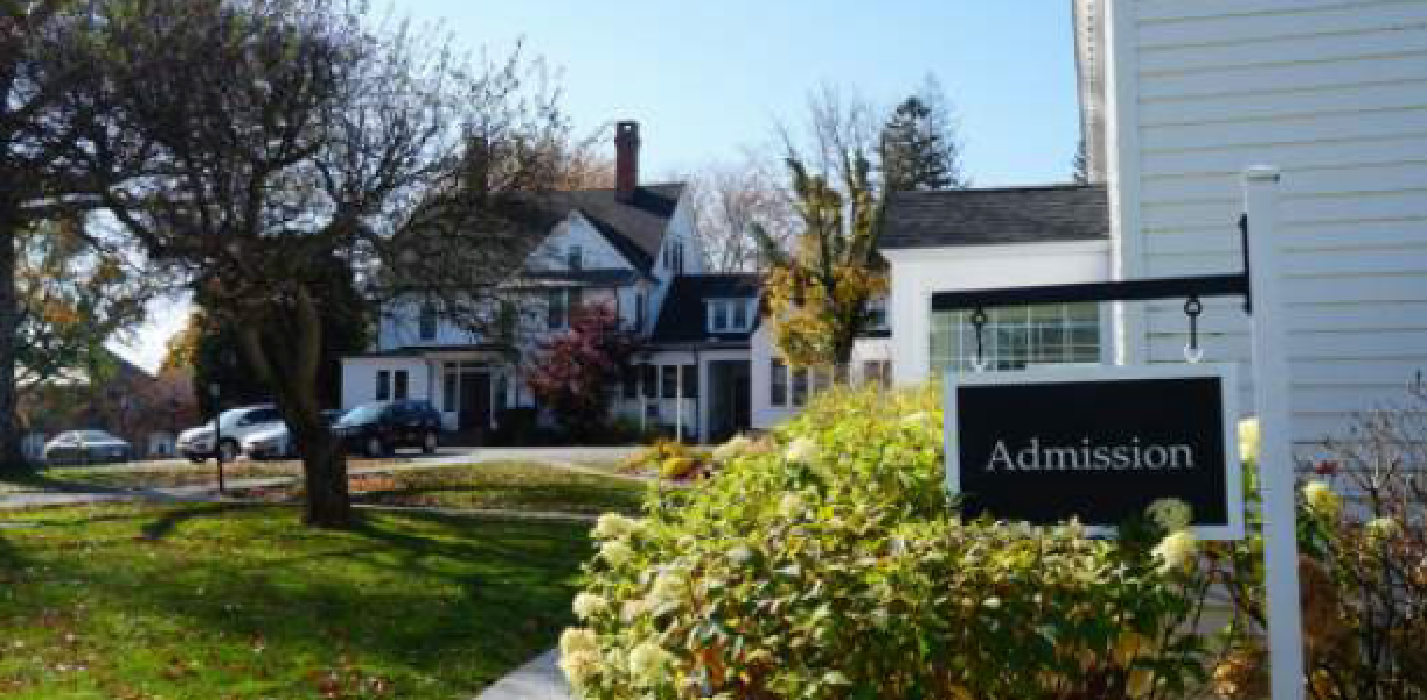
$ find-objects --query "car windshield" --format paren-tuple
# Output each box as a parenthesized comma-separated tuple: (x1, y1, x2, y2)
(78, 431, 119, 442)
(335, 403, 384, 427)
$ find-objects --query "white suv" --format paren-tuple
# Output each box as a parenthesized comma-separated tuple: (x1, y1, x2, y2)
(177, 405, 285, 463)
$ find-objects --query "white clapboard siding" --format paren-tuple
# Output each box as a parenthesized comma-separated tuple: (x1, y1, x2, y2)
(1111, 0, 1427, 444)
(1143, 136, 1427, 179)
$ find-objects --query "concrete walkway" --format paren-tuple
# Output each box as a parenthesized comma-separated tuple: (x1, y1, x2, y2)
(0, 446, 639, 511)
(475, 649, 572, 700)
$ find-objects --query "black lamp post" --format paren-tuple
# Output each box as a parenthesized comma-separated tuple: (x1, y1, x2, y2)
(208, 381, 225, 494)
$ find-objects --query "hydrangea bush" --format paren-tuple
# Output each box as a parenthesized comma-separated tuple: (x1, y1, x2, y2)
(562, 385, 1216, 699)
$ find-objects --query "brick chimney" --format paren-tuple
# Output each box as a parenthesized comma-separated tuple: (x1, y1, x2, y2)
(614, 120, 640, 202)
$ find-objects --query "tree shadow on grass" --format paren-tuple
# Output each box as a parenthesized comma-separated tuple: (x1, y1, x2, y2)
(0, 504, 593, 697)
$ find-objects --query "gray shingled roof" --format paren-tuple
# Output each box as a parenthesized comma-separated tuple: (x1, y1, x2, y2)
(881, 184, 1108, 250)
(546, 184, 684, 273)
(649, 274, 762, 345)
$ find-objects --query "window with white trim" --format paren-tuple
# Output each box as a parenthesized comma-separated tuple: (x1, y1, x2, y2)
(930, 302, 1100, 374)
(707, 299, 752, 333)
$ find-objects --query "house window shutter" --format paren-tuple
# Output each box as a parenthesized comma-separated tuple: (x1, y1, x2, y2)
(682, 365, 698, 399)
(771, 359, 787, 407)
(419, 302, 438, 341)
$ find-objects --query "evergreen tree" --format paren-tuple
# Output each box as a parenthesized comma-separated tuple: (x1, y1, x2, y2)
(878, 78, 967, 192)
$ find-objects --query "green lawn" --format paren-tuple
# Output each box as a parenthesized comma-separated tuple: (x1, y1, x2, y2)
(0, 504, 594, 699)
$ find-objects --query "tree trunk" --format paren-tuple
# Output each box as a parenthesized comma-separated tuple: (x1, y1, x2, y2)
(0, 210, 29, 473)
(238, 287, 351, 528)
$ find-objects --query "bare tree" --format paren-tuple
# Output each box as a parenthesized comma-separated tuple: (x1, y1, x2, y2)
(83, 0, 566, 527)
(688, 154, 797, 272)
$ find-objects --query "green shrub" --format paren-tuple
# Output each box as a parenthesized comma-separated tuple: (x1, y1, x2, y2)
(562, 384, 1212, 699)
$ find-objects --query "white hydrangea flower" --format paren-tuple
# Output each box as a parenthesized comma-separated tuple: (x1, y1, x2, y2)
(1151, 530, 1198, 575)
(558, 649, 601, 691)
(1302, 480, 1340, 519)
(600, 539, 635, 566)
(571, 592, 608, 621)
(628, 641, 673, 688)
(727, 545, 755, 566)
(713, 435, 752, 462)
(778, 492, 806, 519)
(1238, 418, 1260, 463)
(591, 513, 643, 541)
(559, 627, 598, 656)
(648, 568, 689, 605)
(1146, 498, 1193, 532)
(901, 412, 933, 428)
(784, 437, 819, 464)
(621, 597, 650, 622)
(1365, 517, 1401, 541)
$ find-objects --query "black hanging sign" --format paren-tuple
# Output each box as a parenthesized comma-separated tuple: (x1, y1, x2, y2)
(944, 365, 1244, 540)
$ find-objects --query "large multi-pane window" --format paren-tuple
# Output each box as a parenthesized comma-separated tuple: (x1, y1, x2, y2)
(930, 303, 1100, 374)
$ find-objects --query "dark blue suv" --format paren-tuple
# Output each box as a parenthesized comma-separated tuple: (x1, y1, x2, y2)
(333, 400, 442, 457)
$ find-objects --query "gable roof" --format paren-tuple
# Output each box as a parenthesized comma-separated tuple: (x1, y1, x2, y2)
(549, 184, 684, 274)
(881, 184, 1108, 250)
(649, 273, 762, 346)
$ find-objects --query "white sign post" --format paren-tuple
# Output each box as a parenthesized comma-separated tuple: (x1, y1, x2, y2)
(1245, 166, 1305, 700)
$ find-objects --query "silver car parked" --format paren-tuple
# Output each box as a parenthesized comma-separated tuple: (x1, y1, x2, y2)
(43, 430, 132, 465)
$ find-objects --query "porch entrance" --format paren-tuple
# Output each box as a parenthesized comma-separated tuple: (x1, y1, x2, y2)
(442, 361, 493, 444)
(707, 360, 751, 443)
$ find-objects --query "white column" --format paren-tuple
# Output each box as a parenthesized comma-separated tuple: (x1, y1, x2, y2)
(1244, 166, 1305, 700)
(675, 364, 684, 442)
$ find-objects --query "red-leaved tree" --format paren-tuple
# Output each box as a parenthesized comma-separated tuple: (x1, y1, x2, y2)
(526, 304, 638, 439)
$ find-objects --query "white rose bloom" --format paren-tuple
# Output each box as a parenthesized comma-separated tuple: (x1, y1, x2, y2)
(572, 592, 608, 620)
(784, 437, 819, 464)
(1146, 498, 1194, 532)
(628, 641, 673, 688)
(1151, 530, 1198, 575)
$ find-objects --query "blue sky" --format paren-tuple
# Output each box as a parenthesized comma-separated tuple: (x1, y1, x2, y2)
(115, 0, 1082, 371)
(408, 0, 1082, 183)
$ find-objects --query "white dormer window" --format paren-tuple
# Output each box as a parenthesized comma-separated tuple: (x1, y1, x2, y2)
(708, 298, 752, 333)
(865, 297, 888, 331)
(665, 239, 685, 274)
